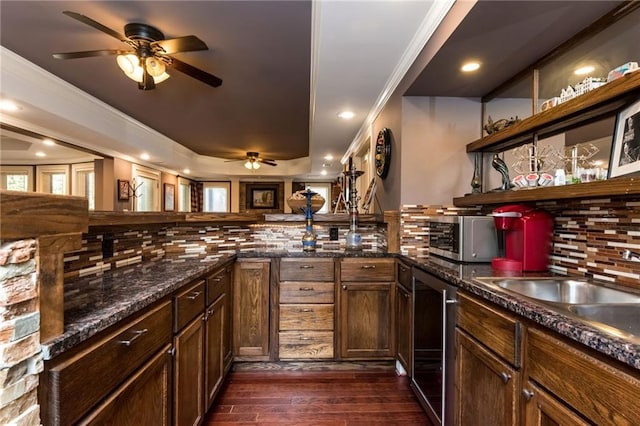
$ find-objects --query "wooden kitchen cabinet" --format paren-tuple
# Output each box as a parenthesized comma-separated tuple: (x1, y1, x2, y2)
(522, 381, 589, 426)
(81, 345, 172, 426)
(40, 300, 173, 426)
(204, 294, 225, 411)
(173, 280, 206, 426)
(396, 260, 412, 374)
(278, 258, 335, 360)
(456, 329, 519, 426)
(206, 263, 233, 372)
(455, 292, 522, 426)
(233, 258, 271, 360)
(526, 327, 640, 425)
(338, 258, 395, 359)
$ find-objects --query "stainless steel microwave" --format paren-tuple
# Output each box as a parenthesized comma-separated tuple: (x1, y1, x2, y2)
(428, 215, 497, 262)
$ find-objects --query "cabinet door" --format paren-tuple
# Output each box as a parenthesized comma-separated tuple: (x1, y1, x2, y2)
(174, 315, 205, 426)
(455, 329, 518, 426)
(339, 282, 394, 359)
(222, 266, 233, 371)
(205, 295, 224, 410)
(523, 381, 589, 426)
(396, 283, 412, 374)
(81, 345, 172, 426)
(233, 260, 271, 359)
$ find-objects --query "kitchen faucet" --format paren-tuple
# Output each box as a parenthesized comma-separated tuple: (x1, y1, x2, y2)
(622, 249, 640, 262)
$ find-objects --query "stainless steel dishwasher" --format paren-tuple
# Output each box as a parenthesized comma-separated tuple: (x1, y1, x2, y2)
(411, 266, 457, 426)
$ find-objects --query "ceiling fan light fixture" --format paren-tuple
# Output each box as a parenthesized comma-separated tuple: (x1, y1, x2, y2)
(244, 159, 260, 170)
(145, 57, 166, 77)
(117, 54, 144, 82)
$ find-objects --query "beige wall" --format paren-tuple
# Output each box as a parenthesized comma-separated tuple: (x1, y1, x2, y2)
(401, 97, 481, 205)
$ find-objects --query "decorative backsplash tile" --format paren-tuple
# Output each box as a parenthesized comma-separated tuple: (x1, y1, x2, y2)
(400, 196, 640, 288)
(64, 221, 386, 279)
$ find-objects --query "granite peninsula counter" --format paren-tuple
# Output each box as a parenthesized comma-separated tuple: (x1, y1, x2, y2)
(46, 251, 640, 371)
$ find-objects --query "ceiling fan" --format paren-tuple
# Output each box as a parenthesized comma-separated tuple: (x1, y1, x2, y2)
(52, 11, 222, 90)
(225, 152, 277, 170)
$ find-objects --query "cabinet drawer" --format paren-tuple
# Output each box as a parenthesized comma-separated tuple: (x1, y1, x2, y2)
(206, 266, 230, 305)
(457, 292, 521, 367)
(397, 260, 412, 291)
(278, 331, 334, 359)
(280, 258, 334, 282)
(279, 282, 334, 304)
(527, 328, 640, 425)
(340, 258, 394, 282)
(175, 280, 205, 332)
(279, 304, 334, 331)
(47, 300, 172, 425)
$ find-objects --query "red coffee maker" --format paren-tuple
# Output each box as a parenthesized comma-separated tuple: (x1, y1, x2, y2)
(491, 204, 553, 272)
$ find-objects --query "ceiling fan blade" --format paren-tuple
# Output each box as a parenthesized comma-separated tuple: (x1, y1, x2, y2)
(62, 11, 127, 42)
(152, 36, 207, 55)
(167, 56, 223, 87)
(260, 160, 277, 166)
(53, 49, 130, 60)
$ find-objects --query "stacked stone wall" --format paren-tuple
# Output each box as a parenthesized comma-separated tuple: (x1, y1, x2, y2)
(0, 240, 41, 426)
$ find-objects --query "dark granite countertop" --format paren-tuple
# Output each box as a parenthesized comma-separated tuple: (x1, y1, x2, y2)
(403, 255, 640, 371)
(47, 250, 640, 371)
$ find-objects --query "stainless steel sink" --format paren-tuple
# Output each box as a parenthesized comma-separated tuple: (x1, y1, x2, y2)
(476, 277, 640, 305)
(568, 304, 640, 337)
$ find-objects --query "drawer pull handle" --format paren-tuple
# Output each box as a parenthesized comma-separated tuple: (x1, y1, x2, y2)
(400, 266, 408, 272)
(499, 372, 511, 384)
(300, 265, 315, 269)
(522, 389, 534, 402)
(300, 309, 312, 313)
(119, 329, 148, 347)
(212, 277, 222, 282)
(299, 287, 314, 291)
(186, 291, 201, 300)
(299, 337, 311, 340)
(361, 265, 376, 269)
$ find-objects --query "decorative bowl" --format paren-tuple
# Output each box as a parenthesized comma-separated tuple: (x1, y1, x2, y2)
(287, 190, 325, 214)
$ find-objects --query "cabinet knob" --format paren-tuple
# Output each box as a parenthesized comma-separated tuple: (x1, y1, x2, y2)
(342, 285, 347, 290)
(522, 389, 534, 402)
(499, 372, 511, 384)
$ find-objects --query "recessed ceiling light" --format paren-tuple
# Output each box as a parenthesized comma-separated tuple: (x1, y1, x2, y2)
(574, 65, 595, 75)
(324, 154, 333, 161)
(461, 62, 480, 72)
(0, 99, 19, 112)
(337, 111, 355, 120)
(43, 139, 55, 146)
(321, 169, 328, 176)
(140, 153, 150, 160)
(35, 151, 46, 157)
(183, 168, 190, 174)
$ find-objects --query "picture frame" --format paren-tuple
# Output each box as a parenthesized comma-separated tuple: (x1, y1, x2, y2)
(117, 179, 130, 201)
(248, 184, 277, 209)
(163, 183, 175, 211)
(609, 99, 640, 178)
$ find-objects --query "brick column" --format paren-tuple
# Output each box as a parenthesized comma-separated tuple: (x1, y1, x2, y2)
(0, 240, 42, 426)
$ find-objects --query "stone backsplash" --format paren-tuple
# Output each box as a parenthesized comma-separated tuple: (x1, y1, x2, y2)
(400, 196, 640, 288)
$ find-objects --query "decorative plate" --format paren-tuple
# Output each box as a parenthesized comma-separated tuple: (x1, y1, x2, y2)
(375, 128, 391, 178)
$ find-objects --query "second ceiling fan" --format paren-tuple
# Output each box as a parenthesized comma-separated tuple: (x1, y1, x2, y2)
(226, 152, 277, 170)
(53, 11, 223, 90)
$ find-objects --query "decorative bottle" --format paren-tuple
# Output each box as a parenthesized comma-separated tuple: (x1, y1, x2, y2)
(470, 153, 482, 194)
(301, 189, 317, 252)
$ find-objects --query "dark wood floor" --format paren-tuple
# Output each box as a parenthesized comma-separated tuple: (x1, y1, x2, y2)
(204, 368, 432, 425)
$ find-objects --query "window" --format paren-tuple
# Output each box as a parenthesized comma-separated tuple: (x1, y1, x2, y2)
(305, 183, 331, 214)
(0, 166, 33, 192)
(36, 165, 69, 194)
(132, 164, 160, 212)
(72, 162, 95, 210)
(178, 177, 191, 212)
(203, 182, 230, 212)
